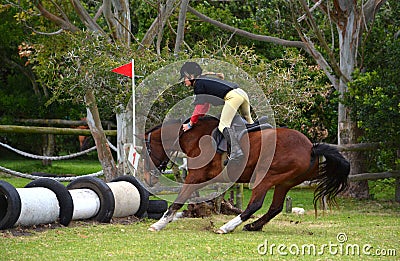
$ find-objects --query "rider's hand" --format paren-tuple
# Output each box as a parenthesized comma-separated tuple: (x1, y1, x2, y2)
(182, 122, 192, 131)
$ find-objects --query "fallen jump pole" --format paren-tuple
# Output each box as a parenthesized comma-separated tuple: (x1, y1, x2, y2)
(0, 176, 149, 230)
(0, 179, 73, 229)
(66, 176, 149, 221)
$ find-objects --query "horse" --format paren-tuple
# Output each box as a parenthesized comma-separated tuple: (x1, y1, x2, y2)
(76, 117, 90, 151)
(142, 116, 350, 234)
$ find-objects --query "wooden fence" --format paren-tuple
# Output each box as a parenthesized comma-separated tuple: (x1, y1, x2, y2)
(335, 143, 400, 202)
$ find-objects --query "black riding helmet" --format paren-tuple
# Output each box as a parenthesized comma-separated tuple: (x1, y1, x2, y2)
(180, 62, 202, 80)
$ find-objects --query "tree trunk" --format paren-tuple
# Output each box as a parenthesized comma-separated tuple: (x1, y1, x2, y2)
(336, 2, 369, 198)
(140, 0, 178, 48)
(116, 109, 133, 176)
(41, 134, 55, 166)
(174, 0, 189, 56)
(103, 0, 131, 44)
(84, 89, 117, 181)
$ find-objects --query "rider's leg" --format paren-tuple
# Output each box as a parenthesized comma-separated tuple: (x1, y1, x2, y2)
(236, 89, 254, 124)
(219, 90, 248, 161)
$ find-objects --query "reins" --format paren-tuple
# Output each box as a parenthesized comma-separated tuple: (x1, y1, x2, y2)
(144, 127, 184, 179)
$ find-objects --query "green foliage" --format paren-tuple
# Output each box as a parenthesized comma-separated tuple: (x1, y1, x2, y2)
(2, 0, 397, 156)
(142, 43, 336, 142)
(346, 70, 399, 145)
(257, 50, 337, 142)
(28, 32, 129, 118)
(368, 178, 396, 200)
(183, 1, 290, 60)
(0, 6, 84, 153)
(0, 6, 37, 121)
(344, 71, 399, 170)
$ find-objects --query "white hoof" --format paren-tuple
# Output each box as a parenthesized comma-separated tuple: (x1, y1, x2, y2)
(217, 215, 242, 234)
(173, 212, 184, 221)
(148, 226, 158, 232)
(215, 228, 227, 234)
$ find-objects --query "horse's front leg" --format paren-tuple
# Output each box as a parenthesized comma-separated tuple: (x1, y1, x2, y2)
(148, 182, 204, 232)
(148, 202, 183, 232)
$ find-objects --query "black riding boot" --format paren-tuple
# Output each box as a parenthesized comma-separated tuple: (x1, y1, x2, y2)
(223, 127, 244, 163)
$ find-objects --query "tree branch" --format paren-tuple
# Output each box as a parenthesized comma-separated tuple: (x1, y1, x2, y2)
(0, 55, 46, 97)
(24, 22, 64, 35)
(168, 20, 192, 53)
(140, 0, 179, 49)
(187, 5, 306, 49)
(297, 0, 323, 22)
(69, 0, 105, 34)
(298, 0, 348, 83)
(114, 15, 146, 48)
(187, 5, 340, 87)
(34, 1, 79, 32)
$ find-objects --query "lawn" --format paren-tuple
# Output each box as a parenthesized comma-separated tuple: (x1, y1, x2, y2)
(0, 158, 399, 260)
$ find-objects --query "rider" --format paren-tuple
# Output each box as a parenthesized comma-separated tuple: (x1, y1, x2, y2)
(180, 61, 254, 162)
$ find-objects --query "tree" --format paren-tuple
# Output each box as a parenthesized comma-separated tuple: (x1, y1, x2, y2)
(343, 1, 399, 172)
(10, 0, 136, 180)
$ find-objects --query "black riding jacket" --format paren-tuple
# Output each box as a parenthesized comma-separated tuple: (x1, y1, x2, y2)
(193, 76, 239, 106)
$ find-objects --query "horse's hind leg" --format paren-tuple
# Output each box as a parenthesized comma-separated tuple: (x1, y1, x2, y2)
(216, 182, 273, 234)
(243, 184, 291, 231)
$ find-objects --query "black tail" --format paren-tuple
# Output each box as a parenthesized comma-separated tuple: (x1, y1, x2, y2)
(312, 143, 350, 211)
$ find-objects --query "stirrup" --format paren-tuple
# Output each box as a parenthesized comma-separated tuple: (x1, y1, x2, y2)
(223, 151, 244, 166)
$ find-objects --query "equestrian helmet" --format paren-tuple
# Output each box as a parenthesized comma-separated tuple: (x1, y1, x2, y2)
(180, 62, 202, 79)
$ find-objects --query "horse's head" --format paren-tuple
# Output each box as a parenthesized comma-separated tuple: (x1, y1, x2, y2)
(141, 117, 219, 187)
(142, 119, 183, 187)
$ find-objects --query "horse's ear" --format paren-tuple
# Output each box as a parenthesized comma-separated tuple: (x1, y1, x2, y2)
(134, 134, 145, 145)
(134, 133, 145, 139)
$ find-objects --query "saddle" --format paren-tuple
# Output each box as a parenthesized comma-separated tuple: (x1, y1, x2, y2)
(211, 115, 273, 153)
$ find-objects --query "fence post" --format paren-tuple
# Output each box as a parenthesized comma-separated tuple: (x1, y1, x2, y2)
(236, 184, 243, 210)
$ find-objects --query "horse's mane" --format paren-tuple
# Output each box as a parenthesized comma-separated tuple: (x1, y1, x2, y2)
(145, 119, 181, 134)
(146, 116, 218, 134)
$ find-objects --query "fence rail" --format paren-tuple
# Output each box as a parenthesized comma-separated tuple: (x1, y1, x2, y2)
(348, 171, 400, 182)
(0, 125, 117, 136)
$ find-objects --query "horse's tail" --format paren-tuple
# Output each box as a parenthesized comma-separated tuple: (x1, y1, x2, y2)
(311, 143, 350, 212)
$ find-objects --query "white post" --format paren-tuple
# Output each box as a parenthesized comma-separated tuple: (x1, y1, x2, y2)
(132, 59, 136, 148)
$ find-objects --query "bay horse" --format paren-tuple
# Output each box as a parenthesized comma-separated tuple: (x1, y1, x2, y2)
(142, 116, 349, 233)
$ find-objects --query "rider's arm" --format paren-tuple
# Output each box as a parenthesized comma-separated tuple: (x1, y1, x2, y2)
(183, 103, 210, 131)
(190, 103, 210, 125)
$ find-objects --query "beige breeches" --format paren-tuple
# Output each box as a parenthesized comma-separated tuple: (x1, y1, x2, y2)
(218, 88, 254, 132)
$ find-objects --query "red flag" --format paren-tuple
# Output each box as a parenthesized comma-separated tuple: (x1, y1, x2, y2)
(112, 62, 132, 78)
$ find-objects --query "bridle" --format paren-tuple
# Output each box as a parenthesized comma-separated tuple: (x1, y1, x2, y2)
(143, 130, 182, 181)
(144, 132, 169, 179)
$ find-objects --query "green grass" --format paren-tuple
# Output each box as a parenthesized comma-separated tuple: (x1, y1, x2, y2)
(0, 198, 399, 261)
(1, 159, 399, 260)
(1, 184, 399, 261)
